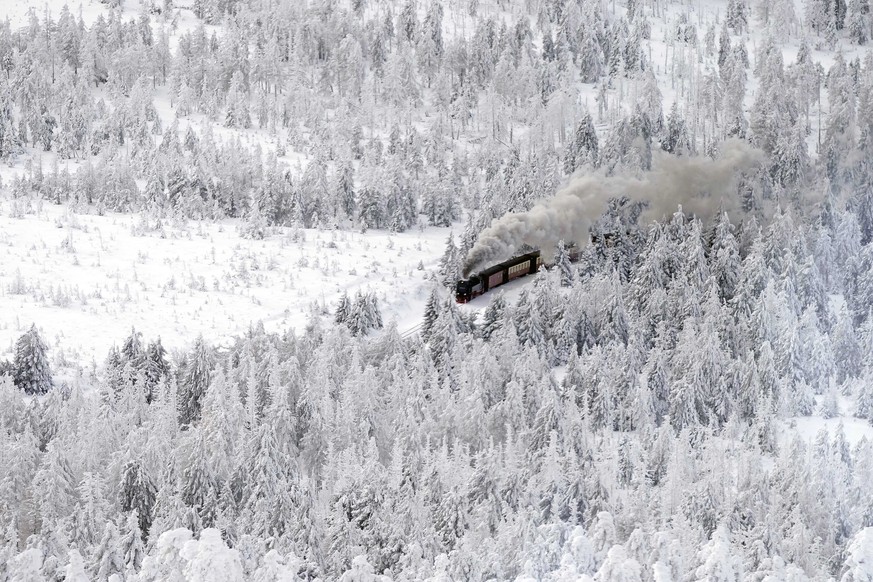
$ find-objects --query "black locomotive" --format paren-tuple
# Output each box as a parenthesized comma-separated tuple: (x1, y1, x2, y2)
(455, 244, 580, 303)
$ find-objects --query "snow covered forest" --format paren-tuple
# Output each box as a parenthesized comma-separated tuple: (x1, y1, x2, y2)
(5, 0, 873, 579)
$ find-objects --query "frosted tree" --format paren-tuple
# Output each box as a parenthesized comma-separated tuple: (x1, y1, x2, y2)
(397, 0, 418, 43)
(832, 308, 863, 383)
(797, 306, 834, 391)
(177, 336, 212, 426)
(224, 71, 251, 129)
(179, 427, 218, 528)
(71, 472, 110, 552)
(121, 327, 146, 370)
(335, 292, 351, 325)
(299, 153, 329, 228)
(766, 0, 799, 41)
(6, 548, 47, 582)
(578, 22, 604, 83)
(357, 176, 385, 230)
(383, 47, 421, 109)
(250, 549, 305, 582)
(694, 524, 742, 582)
(428, 295, 469, 368)
(722, 47, 749, 138)
(119, 460, 157, 538)
(345, 291, 384, 336)
(710, 212, 742, 301)
(847, 0, 868, 44)
(366, 294, 384, 331)
(144, 338, 171, 404)
(514, 290, 548, 357)
(855, 366, 873, 421)
(92, 521, 123, 581)
(805, 0, 829, 33)
(417, 1, 444, 86)
(119, 511, 146, 574)
(555, 240, 575, 287)
(479, 292, 507, 342)
(136, 528, 192, 581)
(818, 381, 839, 418)
(13, 325, 52, 395)
(662, 102, 690, 155)
(335, 160, 356, 221)
(727, 0, 749, 32)
(63, 550, 89, 582)
(841, 529, 873, 582)
(0, 83, 19, 160)
(718, 21, 731, 71)
(422, 288, 441, 340)
(338, 554, 390, 582)
(237, 423, 299, 543)
(200, 368, 244, 483)
(180, 528, 245, 582)
(385, 156, 417, 232)
(438, 234, 461, 287)
(595, 545, 642, 582)
(564, 112, 599, 174)
(32, 441, 76, 532)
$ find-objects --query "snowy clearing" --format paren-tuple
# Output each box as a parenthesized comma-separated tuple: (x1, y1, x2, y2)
(0, 199, 453, 366)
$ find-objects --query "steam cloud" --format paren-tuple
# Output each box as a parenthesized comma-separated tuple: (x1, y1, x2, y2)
(462, 139, 767, 277)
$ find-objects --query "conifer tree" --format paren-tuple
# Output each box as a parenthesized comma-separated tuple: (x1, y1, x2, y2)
(438, 234, 461, 287)
(428, 295, 469, 368)
(564, 112, 599, 173)
(119, 460, 157, 539)
(345, 291, 383, 337)
(847, 0, 868, 43)
(178, 336, 212, 426)
(335, 291, 351, 325)
(119, 511, 146, 574)
(71, 472, 110, 552)
(180, 427, 219, 528)
(662, 102, 690, 155)
(718, 21, 731, 71)
(727, 0, 749, 32)
(694, 524, 742, 582)
(856, 366, 873, 422)
(366, 293, 383, 331)
(92, 521, 124, 581)
(121, 327, 146, 369)
(710, 212, 742, 301)
(64, 550, 90, 582)
(144, 338, 171, 404)
(13, 325, 52, 395)
(481, 292, 508, 340)
(555, 240, 575, 287)
(596, 544, 642, 582)
(33, 441, 76, 531)
(422, 288, 440, 340)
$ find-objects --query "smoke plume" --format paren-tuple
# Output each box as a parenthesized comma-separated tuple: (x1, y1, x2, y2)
(462, 139, 766, 277)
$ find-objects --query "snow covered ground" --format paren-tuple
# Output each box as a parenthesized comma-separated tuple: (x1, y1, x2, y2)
(0, 198, 452, 368)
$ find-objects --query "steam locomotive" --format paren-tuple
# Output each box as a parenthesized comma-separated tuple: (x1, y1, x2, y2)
(455, 243, 581, 303)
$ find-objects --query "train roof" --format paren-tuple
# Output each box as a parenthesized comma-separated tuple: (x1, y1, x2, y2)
(476, 250, 540, 278)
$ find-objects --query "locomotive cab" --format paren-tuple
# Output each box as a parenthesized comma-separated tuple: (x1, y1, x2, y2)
(455, 275, 482, 303)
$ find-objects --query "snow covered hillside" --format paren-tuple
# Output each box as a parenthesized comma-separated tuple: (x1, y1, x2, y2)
(4, 0, 873, 579)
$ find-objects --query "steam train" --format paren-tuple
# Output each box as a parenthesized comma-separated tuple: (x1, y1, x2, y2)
(455, 243, 581, 303)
